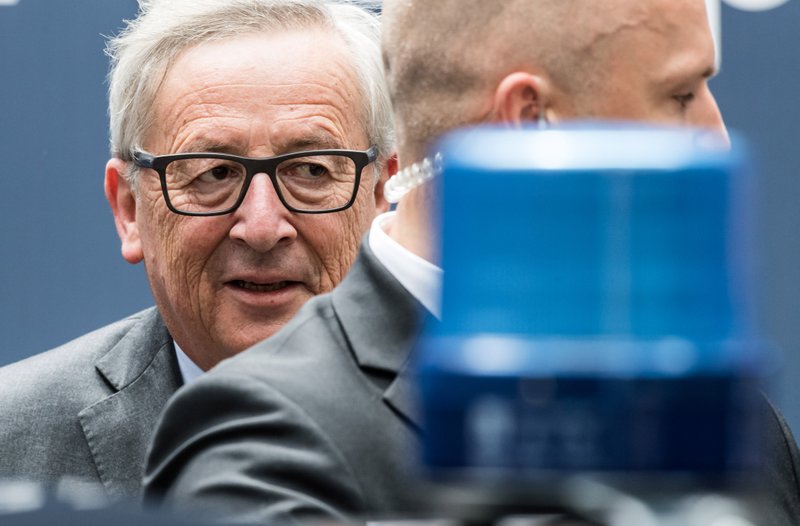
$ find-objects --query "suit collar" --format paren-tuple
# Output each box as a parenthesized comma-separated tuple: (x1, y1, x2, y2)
(332, 238, 423, 373)
(94, 308, 176, 391)
(79, 308, 182, 499)
(332, 239, 426, 430)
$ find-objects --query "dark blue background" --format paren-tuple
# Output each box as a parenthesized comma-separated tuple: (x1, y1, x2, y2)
(0, 0, 150, 364)
(1, 1, 799, 433)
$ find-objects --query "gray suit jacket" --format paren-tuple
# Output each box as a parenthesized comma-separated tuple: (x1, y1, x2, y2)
(144, 241, 425, 523)
(144, 242, 800, 525)
(0, 307, 182, 501)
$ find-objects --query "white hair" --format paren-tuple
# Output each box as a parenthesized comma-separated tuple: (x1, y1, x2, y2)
(106, 0, 393, 186)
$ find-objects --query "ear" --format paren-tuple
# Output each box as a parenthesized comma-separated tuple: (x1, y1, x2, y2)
(493, 72, 548, 125)
(105, 158, 144, 264)
(373, 153, 397, 214)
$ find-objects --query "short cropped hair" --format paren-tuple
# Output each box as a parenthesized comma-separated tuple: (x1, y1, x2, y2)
(382, 0, 603, 163)
(106, 0, 393, 186)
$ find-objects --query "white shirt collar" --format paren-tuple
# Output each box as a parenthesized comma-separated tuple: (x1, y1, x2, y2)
(368, 211, 442, 318)
(173, 341, 204, 385)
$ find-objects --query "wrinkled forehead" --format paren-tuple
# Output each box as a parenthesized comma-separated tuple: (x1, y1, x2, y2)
(145, 30, 368, 154)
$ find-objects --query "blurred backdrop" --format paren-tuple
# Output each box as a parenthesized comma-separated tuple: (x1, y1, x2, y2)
(1, 0, 799, 433)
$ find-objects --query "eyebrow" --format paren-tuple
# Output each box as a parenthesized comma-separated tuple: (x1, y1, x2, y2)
(659, 61, 717, 92)
(176, 140, 242, 155)
(175, 134, 351, 157)
(275, 135, 347, 153)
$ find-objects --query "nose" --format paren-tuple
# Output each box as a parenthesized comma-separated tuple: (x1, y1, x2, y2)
(229, 173, 298, 252)
(697, 87, 730, 146)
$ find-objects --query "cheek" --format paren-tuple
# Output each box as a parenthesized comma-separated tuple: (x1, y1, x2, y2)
(306, 193, 377, 289)
(138, 201, 224, 298)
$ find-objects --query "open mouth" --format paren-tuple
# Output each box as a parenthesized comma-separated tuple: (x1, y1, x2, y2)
(231, 280, 291, 292)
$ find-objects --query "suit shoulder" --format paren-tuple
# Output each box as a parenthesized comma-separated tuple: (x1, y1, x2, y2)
(0, 307, 157, 402)
(198, 291, 386, 434)
(217, 293, 342, 374)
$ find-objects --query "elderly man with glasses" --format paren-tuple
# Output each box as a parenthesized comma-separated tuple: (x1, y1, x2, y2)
(0, 0, 392, 501)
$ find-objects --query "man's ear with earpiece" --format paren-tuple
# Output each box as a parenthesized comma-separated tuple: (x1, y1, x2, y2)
(374, 153, 397, 214)
(493, 72, 549, 126)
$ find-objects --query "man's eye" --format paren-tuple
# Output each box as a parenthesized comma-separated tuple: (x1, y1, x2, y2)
(281, 162, 330, 179)
(674, 92, 695, 109)
(199, 164, 237, 182)
(304, 163, 329, 178)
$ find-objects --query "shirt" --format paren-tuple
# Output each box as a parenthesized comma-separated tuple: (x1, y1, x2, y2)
(368, 211, 442, 318)
(174, 342, 204, 385)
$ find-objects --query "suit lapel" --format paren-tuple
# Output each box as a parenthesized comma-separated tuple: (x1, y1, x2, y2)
(331, 239, 426, 432)
(78, 308, 182, 500)
(383, 366, 423, 432)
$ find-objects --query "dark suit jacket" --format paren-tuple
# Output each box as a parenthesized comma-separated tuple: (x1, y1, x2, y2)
(144, 241, 425, 523)
(0, 307, 182, 501)
(764, 396, 800, 524)
(143, 242, 800, 524)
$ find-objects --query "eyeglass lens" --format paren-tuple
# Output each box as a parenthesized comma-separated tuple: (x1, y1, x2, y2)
(163, 154, 359, 213)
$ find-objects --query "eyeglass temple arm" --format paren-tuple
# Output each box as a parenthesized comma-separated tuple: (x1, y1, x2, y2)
(366, 146, 379, 163)
(132, 150, 156, 168)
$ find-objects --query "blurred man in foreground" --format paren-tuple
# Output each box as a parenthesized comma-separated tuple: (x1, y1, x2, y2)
(0, 0, 392, 500)
(144, 0, 800, 523)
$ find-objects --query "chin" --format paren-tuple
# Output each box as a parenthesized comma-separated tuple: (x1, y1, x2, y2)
(233, 328, 283, 353)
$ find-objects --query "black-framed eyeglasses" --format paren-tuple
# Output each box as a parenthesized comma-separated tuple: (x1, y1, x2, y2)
(131, 146, 379, 216)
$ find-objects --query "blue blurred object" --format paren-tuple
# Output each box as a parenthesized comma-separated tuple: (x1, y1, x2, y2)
(417, 124, 764, 479)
